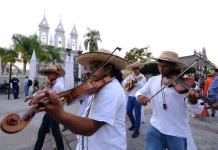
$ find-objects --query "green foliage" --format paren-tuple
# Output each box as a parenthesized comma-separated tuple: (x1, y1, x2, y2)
(184, 67, 196, 74)
(141, 63, 159, 76)
(0, 47, 6, 57)
(84, 28, 102, 52)
(42, 46, 64, 64)
(12, 34, 43, 73)
(124, 47, 151, 64)
(1, 49, 18, 63)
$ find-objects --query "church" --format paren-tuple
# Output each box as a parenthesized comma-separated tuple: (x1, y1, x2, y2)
(38, 14, 83, 83)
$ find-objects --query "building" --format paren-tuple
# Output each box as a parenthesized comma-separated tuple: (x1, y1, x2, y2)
(179, 47, 216, 76)
(38, 14, 83, 83)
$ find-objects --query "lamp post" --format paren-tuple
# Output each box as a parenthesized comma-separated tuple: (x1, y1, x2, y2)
(6, 49, 17, 100)
(8, 62, 12, 100)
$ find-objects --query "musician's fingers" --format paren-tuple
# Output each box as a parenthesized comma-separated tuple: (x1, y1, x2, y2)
(30, 93, 46, 105)
(36, 89, 47, 94)
(44, 89, 61, 104)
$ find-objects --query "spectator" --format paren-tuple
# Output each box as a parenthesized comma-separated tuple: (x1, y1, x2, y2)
(10, 75, 19, 99)
(24, 76, 29, 96)
(208, 69, 218, 117)
(33, 77, 39, 94)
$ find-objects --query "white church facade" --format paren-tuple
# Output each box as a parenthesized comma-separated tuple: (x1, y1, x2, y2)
(38, 15, 83, 84)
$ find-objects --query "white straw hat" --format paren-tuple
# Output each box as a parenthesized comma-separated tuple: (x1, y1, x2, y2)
(126, 62, 144, 70)
(38, 64, 65, 77)
(77, 49, 128, 70)
(153, 51, 186, 69)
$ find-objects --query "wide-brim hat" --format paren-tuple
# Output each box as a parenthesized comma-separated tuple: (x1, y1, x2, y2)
(38, 64, 65, 77)
(126, 62, 144, 70)
(153, 51, 186, 69)
(77, 49, 128, 70)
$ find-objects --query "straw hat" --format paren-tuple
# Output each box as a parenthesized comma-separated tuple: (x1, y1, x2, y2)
(126, 62, 144, 70)
(77, 49, 128, 70)
(38, 64, 65, 77)
(153, 51, 186, 69)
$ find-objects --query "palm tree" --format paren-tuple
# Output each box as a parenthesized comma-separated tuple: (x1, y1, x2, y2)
(0, 47, 18, 71)
(84, 28, 102, 52)
(1, 48, 17, 63)
(44, 46, 64, 64)
(0, 47, 5, 56)
(0, 47, 6, 74)
(12, 34, 42, 74)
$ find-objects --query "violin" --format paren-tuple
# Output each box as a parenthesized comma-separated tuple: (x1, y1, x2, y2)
(162, 76, 196, 94)
(1, 76, 112, 134)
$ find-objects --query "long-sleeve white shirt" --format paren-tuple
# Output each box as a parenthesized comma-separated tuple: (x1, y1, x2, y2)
(135, 75, 203, 138)
(122, 73, 146, 96)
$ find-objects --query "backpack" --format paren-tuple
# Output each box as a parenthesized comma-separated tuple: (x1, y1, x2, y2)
(27, 79, 33, 86)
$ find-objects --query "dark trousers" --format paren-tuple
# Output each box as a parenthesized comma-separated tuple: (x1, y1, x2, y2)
(12, 86, 19, 99)
(34, 113, 64, 150)
(127, 96, 142, 132)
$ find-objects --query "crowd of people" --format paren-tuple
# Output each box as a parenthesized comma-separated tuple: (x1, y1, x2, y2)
(5, 49, 218, 150)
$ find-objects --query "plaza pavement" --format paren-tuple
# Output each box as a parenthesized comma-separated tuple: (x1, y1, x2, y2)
(0, 93, 217, 150)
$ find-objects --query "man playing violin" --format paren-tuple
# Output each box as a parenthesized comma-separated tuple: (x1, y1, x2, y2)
(136, 51, 203, 150)
(34, 64, 65, 150)
(123, 62, 146, 138)
(31, 49, 128, 150)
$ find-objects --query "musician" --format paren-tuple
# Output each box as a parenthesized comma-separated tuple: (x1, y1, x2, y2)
(136, 51, 203, 150)
(122, 62, 146, 138)
(31, 49, 128, 150)
(34, 64, 65, 150)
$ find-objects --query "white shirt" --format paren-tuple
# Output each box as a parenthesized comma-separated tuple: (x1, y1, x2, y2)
(135, 75, 203, 138)
(76, 78, 127, 150)
(122, 73, 146, 96)
(52, 78, 65, 92)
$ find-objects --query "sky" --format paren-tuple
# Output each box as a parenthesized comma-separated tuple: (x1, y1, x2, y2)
(1, 0, 218, 66)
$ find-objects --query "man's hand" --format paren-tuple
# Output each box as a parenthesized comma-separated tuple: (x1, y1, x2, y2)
(186, 88, 200, 105)
(30, 87, 64, 119)
(137, 95, 150, 106)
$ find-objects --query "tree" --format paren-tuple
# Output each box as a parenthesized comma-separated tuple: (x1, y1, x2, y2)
(0, 47, 7, 74)
(84, 28, 102, 52)
(124, 47, 152, 64)
(141, 63, 159, 76)
(12, 34, 44, 74)
(1, 49, 17, 63)
(44, 46, 64, 64)
(0, 47, 5, 57)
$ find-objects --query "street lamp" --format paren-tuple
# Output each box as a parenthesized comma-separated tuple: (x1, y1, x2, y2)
(8, 62, 12, 100)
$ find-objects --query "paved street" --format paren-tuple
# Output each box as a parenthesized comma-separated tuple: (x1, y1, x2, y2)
(0, 93, 218, 150)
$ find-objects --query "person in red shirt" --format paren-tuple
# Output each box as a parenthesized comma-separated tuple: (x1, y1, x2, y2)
(198, 68, 218, 117)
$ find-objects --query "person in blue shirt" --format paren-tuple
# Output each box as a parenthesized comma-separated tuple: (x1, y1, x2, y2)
(208, 70, 218, 117)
